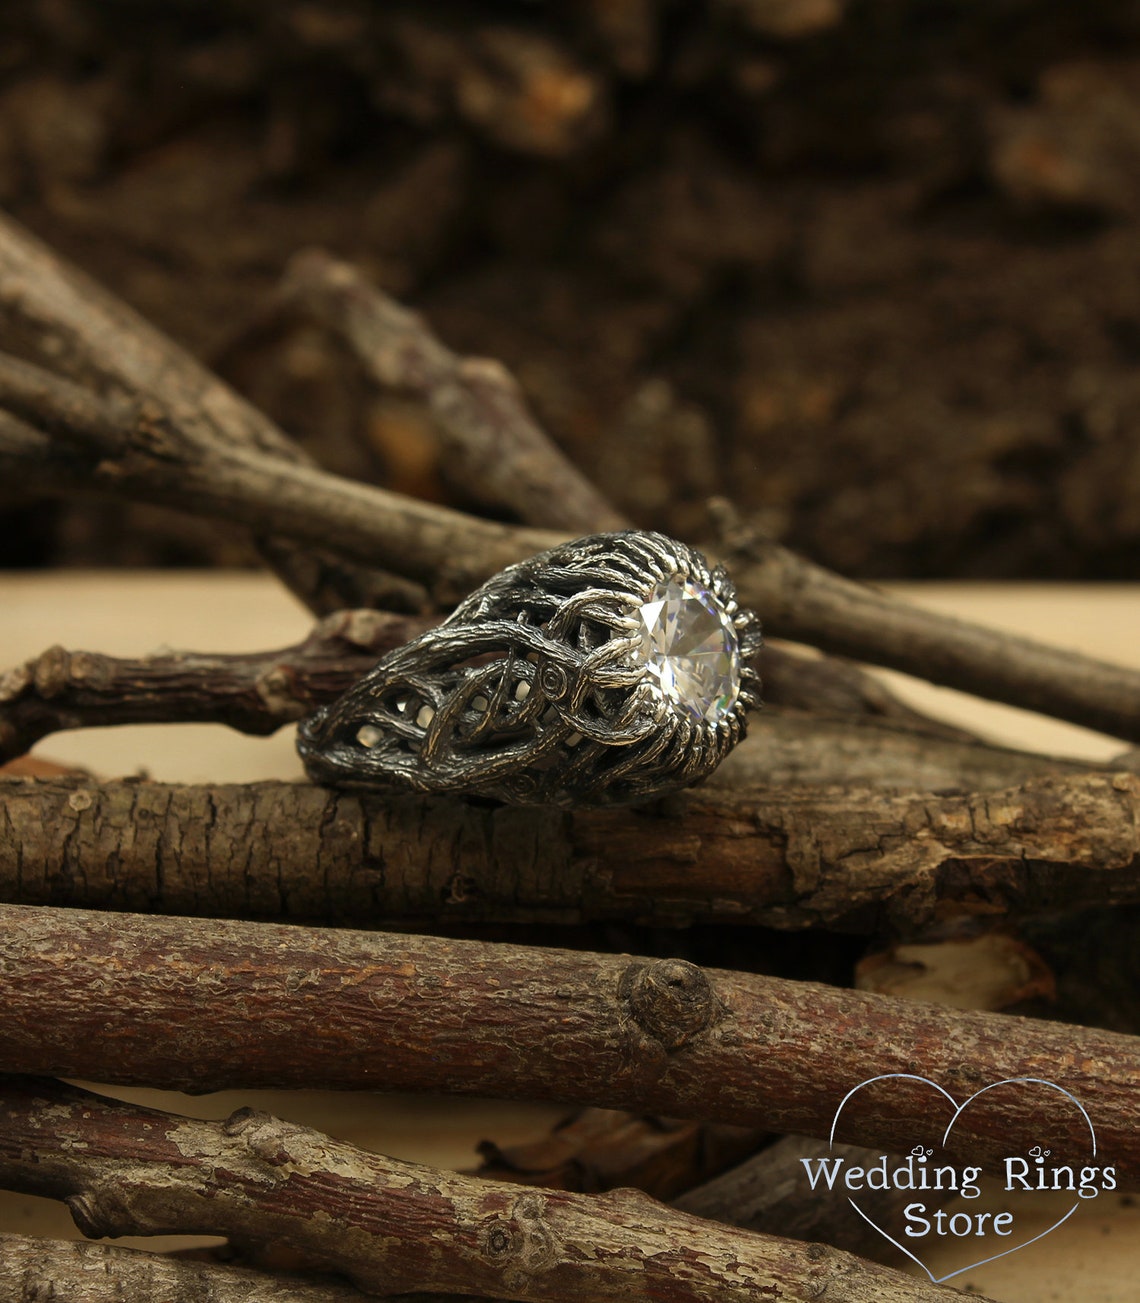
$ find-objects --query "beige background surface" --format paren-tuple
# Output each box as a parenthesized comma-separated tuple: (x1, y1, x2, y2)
(1, 572, 1138, 1294)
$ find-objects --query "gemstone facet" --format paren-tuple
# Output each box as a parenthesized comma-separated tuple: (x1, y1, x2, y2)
(634, 576, 740, 722)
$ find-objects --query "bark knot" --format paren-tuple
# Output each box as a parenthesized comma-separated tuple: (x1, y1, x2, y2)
(619, 957, 718, 1050)
(481, 1191, 558, 1285)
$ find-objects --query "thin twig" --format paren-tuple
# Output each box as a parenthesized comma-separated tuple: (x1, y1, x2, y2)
(3, 771, 1134, 929)
(1, 608, 1020, 776)
(728, 524, 1140, 747)
(0, 1078, 993, 1303)
(0, 905, 1135, 1183)
(0, 609, 430, 762)
(277, 249, 625, 533)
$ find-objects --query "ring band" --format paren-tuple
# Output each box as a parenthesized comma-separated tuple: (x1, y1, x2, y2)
(297, 530, 761, 806)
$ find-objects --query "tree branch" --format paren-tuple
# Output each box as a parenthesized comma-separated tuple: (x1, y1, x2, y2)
(728, 524, 1140, 746)
(0, 209, 415, 613)
(0, 1234, 371, 1303)
(0, 598, 985, 766)
(0, 609, 430, 762)
(0, 905, 1135, 1184)
(8, 596, 1069, 797)
(0, 398, 551, 603)
(0, 1079, 992, 1303)
(276, 249, 625, 533)
(5, 211, 1140, 736)
(2, 771, 1135, 929)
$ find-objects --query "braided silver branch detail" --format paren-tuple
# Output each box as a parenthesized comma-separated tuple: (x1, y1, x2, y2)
(297, 530, 761, 806)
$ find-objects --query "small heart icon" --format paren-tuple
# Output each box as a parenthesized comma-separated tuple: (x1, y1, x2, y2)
(828, 1074, 1098, 1284)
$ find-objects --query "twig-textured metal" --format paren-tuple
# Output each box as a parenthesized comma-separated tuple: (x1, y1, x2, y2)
(297, 531, 761, 805)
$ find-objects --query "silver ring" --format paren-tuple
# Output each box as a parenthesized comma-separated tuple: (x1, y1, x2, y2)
(297, 530, 761, 806)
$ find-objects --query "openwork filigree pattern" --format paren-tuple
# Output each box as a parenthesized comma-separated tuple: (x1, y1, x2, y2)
(297, 531, 761, 806)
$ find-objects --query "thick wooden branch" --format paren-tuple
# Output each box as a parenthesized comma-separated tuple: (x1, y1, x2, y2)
(2, 771, 1135, 929)
(0, 1079, 990, 1303)
(277, 249, 625, 533)
(0, 1235, 371, 1303)
(0, 905, 1135, 1185)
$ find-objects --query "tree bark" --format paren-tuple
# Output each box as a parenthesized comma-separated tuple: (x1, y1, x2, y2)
(2, 771, 1136, 930)
(0, 1079, 993, 1303)
(0, 904, 1135, 1185)
(0, 1234, 371, 1303)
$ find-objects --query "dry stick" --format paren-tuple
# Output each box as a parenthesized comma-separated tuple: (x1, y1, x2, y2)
(0, 592, 973, 764)
(0, 209, 411, 612)
(0, 608, 431, 763)
(0, 406, 551, 602)
(729, 527, 1140, 744)
(0, 905, 1136, 1185)
(277, 249, 625, 534)
(0, 1079, 992, 1303)
(4, 356, 1140, 743)
(0, 1234, 373, 1303)
(3, 771, 1136, 929)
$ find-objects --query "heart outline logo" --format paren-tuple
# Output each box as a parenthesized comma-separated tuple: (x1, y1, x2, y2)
(829, 1073, 1097, 1284)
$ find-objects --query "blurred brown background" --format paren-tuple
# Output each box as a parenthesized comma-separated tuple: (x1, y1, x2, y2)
(2, 0, 1139, 578)
(3, 7, 1140, 1300)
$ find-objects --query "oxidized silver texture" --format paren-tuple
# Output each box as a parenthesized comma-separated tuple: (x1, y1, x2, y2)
(297, 530, 761, 806)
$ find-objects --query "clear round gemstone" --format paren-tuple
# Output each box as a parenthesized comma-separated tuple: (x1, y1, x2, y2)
(634, 576, 740, 722)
